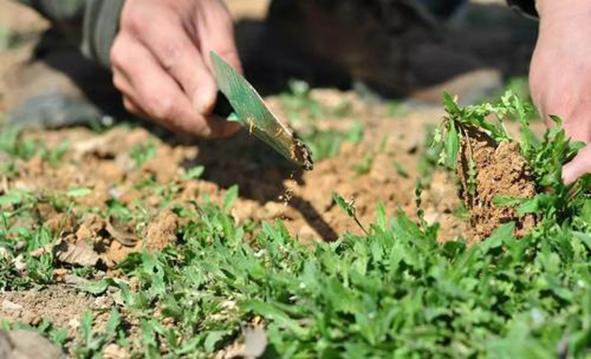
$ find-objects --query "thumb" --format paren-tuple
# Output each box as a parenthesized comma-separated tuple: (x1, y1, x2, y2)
(562, 143, 591, 185)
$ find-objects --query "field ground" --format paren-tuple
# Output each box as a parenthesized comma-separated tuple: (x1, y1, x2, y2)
(5, 1, 591, 358)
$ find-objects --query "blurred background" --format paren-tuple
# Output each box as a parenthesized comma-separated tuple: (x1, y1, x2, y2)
(0, 0, 537, 127)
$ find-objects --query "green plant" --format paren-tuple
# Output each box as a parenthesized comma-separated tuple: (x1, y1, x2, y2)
(129, 141, 157, 168)
(72, 309, 126, 358)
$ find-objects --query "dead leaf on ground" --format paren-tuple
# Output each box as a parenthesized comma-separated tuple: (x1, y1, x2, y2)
(53, 239, 100, 267)
(106, 217, 137, 247)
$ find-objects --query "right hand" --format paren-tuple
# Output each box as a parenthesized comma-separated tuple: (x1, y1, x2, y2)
(110, 0, 241, 138)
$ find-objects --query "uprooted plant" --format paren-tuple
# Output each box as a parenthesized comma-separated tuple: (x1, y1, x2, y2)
(433, 91, 586, 240)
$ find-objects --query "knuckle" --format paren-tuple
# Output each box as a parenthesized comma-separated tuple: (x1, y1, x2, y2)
(158, 41, 184, 72)
(109, 40, 128, 68)
(121, 9, 146, 34)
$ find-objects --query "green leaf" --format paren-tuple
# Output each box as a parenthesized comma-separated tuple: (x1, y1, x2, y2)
(0, 191, 22, 206)
(183, 166, 205, 180)
(493, 196, 525, 208)
(204, 331, 227, 353)
(223, 185, 239, 211)
(105, 307, 121, 338)
(66, 187, 92, 198)
(75, 278, 111, 295)
(481, 222, 515, 252)
(375, 201, 387, 230)
(442, 92, 460, 115)
(333, 193, 355, 217)
(241, 300, 308, 338)
(445, 122, 460, 169)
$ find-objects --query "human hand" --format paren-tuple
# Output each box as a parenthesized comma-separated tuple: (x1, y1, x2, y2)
(529, 0, 591, 184)
(110, 0, 241, 138)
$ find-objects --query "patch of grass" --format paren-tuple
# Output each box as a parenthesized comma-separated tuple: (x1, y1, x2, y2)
(0, 126, 38, 160)
(72, 309, 127, 358)
(100, 182, 591, 357)
(4, 94, 591, 357)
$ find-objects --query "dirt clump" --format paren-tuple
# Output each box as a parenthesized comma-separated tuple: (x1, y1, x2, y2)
(144, 210, 180, 252)
(457, 125, 537, 241)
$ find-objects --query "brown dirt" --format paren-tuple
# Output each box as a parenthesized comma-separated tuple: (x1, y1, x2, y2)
(457, 125, 537, 241)
(0, 285, 95, 334)
(6, 98, 466, 244)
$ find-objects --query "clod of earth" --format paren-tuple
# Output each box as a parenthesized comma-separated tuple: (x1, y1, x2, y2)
(457, 125, 537, 241)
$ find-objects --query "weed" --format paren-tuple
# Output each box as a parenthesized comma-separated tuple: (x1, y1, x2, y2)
(72, 309, 126, 358)
(129, 141, 157, 168)
(393, 161, 409, 178)
(333, 193, 367, 234)
(4, 93, 591, 358)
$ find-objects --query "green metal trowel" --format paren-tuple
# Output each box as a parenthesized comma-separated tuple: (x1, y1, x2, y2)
(211, 51, 313, 171)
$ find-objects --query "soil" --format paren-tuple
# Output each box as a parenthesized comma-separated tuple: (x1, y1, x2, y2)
(457, 125, 537, 241)
(0, 285, 96, 334)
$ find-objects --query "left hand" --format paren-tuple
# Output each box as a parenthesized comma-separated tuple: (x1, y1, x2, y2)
(529, 0, 591, 184)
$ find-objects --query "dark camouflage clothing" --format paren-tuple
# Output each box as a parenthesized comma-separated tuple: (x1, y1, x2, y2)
(17, 0, 535, 69)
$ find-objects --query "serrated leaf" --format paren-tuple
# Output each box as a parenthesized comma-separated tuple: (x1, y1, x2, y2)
(482, 222, 515, 252)
(204, 330, 227, 353)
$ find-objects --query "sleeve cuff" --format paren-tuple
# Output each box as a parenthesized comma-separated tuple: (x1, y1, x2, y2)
(81, 0, 125, 68)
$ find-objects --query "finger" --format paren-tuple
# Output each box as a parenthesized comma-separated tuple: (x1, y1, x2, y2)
(123, 9, 218, 115)
(113, 71, 149, 118)
(196, 0, 242, 73)
(111, 36, 238, 138)
(122, 97, 149, 118)
(562, 144, 591, 185)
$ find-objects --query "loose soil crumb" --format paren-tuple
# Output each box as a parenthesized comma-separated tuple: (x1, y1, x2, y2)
(457, 125, 537, 241)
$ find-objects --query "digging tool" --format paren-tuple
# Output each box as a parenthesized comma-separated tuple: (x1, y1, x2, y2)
(211, 51, 313, 170)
